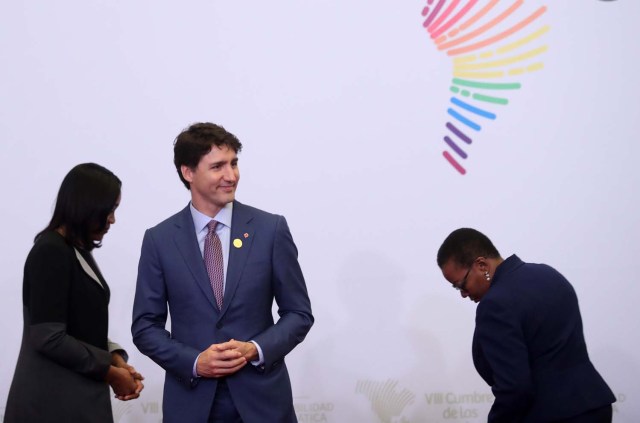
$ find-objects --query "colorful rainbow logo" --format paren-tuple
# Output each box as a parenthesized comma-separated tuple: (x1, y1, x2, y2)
(423, 0, 549, 175)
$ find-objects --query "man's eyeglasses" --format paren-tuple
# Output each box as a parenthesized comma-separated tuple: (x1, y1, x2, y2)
(453, 268, 471, 291)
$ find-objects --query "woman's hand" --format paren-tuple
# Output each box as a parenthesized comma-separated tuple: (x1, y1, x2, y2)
(105, 366, 139, 400)
(108, 352, 145, 400)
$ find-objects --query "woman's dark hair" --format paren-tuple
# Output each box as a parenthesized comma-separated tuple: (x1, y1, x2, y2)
(437, 228, 501, 268)
(36, 163, 122, 250)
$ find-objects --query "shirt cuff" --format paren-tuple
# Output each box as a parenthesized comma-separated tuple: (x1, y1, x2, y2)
(249, 340, 264, 366)
(193, 353, 201, 378)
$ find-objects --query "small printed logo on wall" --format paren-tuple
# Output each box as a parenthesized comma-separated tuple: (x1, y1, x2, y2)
(426, 390, 494, 420)
(111, 400, 161, 422)
(294, 397, 335, 422)
(422, 0, 549, 175)
(356, 379, 415, 423)
(112, 401, 134, 422)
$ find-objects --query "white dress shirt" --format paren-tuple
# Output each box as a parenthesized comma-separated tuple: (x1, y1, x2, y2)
(189, 202, 264, 377)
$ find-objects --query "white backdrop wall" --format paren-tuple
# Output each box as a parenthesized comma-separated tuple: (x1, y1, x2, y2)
(1, 1, 638, 422)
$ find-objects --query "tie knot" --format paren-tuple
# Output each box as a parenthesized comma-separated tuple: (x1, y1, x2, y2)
(207, 220, 218, 233)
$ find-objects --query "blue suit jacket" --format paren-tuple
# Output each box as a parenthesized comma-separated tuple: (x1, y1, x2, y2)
(132, 201, 313, 423)
(472, 255, 615, 423)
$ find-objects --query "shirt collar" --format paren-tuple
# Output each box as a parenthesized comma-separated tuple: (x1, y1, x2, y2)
(190, 201, 233, 232)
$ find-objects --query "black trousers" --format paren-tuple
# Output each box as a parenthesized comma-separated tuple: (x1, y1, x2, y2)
(552, 405, 612, 423)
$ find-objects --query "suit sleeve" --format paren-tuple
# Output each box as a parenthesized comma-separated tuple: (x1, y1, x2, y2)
(131, 229, 201, 385)
(26, 241, 111, 381)
(108, 339, 128, 362)
(252, 216, 314, 371)
(476, 298, 534, 423)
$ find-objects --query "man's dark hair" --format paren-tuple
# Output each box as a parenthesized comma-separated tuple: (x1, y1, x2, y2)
(173, 122, 243, 190)
(36, 163, 122, 251)
(437, 228, 501, 268)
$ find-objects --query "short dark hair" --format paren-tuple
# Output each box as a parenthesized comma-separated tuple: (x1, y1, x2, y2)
(36, 163, 122, 251)
(173, 122, 243, 190)
(437, 228, 501, 268)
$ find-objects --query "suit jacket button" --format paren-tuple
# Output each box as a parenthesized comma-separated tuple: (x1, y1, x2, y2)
(216, 322, 223, 329)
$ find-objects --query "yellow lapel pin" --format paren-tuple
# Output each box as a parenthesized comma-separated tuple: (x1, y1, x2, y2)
(233, 238, 243, 248)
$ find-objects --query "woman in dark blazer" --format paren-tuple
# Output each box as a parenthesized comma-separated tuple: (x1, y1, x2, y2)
(4, 163, 143, 423)
(437, 228, 615, 423)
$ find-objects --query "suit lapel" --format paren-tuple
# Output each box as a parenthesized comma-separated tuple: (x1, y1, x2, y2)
(74, 248, 105, 290)
(222, 201, 255, 315)
(172, 206, 219, 312)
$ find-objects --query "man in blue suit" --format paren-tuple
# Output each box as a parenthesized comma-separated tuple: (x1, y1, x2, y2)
(132, 122, 313, 422)
(437, 228, 615, 423)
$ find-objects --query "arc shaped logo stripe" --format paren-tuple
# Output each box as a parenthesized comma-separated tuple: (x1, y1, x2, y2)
(451, 97, 497, 119)
(430, 0, 479, 40)
(456, 0, 501, 33)
(447, 6, 547, 56)
(428, 0, 462, 35)
(454, 45, 547, 71)
(446, 122, 472, 144)
(423, 0, 447, 29)
(433, 0, 500, 44)
(438, 0, 524, 51)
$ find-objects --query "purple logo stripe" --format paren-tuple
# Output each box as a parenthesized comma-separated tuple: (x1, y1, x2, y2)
(446, 122, 472, 144)
(423, 0, 446, 28)
(444, 135, 468, 159)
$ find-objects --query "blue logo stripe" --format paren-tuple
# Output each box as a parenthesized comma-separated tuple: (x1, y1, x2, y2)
(447, 108, 481, 131)
(451, 97, 496, 119)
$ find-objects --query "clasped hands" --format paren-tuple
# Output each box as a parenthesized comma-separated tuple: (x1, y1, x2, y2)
(106, 352, 145, 401)
(196, 339, 258, 378)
